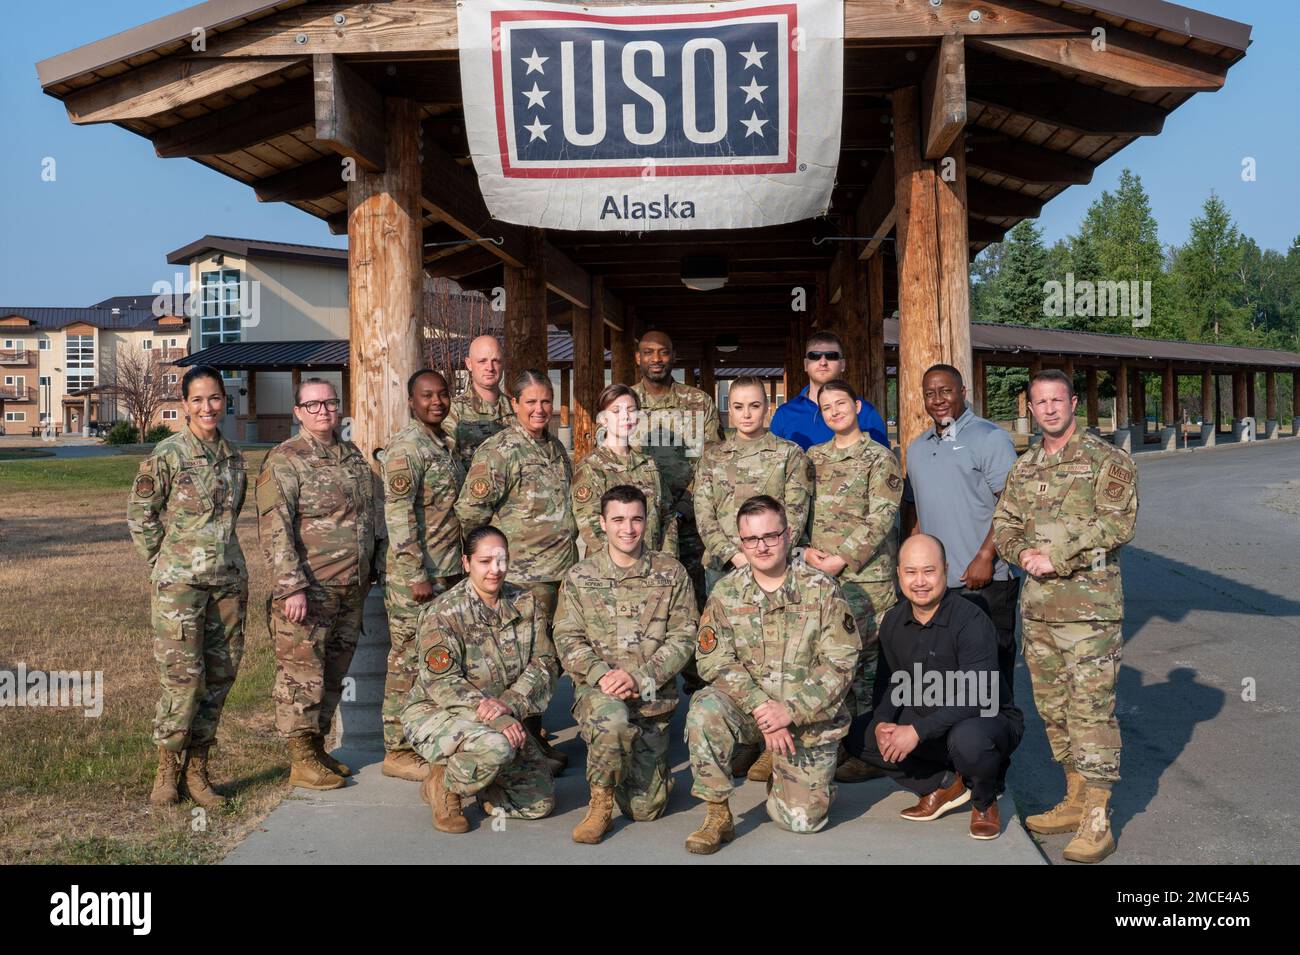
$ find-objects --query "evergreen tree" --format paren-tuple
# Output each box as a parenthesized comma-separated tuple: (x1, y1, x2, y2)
(1172, 192, 1248, 343)
(994, 220, 1049, 326)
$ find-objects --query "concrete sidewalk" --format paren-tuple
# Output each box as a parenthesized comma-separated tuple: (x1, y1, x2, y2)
(224, 679, 1044, 865)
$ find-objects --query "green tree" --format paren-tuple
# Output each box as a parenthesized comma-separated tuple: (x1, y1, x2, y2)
(994, 219, 1049, 326)
(1171, 192, 1248, 343)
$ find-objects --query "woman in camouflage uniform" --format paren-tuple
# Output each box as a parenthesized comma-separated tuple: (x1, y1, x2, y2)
(127, 365, 248, 810)
(570, 384, 676, 557)
(404, 526, 558, 832)
(455, 368, 576, 771)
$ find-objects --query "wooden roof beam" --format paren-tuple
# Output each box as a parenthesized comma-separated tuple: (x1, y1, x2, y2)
(855, 154, 896, 260)
(971, 32, 1228, 92)
(922, 34, 967, 160)
(149, 77, 313, 158)
(965, 180, 1045, 219)
(254, 155, 350, 203)
(967, 139, 1094, 186)
(313, 54, 385, 173)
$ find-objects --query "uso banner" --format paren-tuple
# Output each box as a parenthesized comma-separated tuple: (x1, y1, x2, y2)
(457, 0, 844, 230)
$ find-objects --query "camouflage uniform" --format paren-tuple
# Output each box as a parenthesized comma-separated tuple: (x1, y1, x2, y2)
(127, 427, 248, 752)
(257, 429, 377, 739)
(402, 578, 558, 817)
(687, 563, 860, 832)
(455, 422, 578, 623)
(992, 428, 1138, 785)
(444, 390, 514, 468)
(631, 381, 722, 601)
(694, 431, 812, 590)
(570, 444, 678, 557)
(806, 435, 903, 717)
(553, 548, 697, 820)
(380, 420, 465, 753)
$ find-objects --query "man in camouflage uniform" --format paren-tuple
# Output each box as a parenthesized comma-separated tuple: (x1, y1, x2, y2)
(403, 577, 558, 832)
(444, 334, 513, 466)
(257, 378, 377, 791)
(631, 331, 723, 607)
(553, 485, 698, 844)
(127, 411, 247, 810)
(684, 495, 860, 854)
(993, 369, 1138, 864)
(379, 369, 466, 781)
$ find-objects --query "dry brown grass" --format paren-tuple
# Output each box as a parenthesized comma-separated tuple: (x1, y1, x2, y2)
(0, 450, 294, 863)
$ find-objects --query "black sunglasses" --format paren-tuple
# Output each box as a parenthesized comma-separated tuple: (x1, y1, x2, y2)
(806, 350, 842, 362)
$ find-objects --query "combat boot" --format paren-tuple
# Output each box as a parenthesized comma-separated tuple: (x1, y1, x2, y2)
(524, 715, 567, 774)
(313, 735, 353, 777)
(148, 747, 183, 807)
(422, 763, 469, 833)
(571, 784, 615, 844)
(730, 743, 761, 777)
(684, 799, 735, 855)
(380, 749, 429, 781)
(181, 744, 227, 811)
(1063, 787, 1116, 864)
(747, 749, 773, 782)
(288, 736, 346, 791)
(1024, 770, 1087, 834)
(835, 744, 886, 783)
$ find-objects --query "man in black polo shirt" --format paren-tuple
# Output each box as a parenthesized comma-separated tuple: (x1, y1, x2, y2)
(844, 534, 1023, 839)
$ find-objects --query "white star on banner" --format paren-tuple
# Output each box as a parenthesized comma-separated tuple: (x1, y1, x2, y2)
(524, 116, 551, 142)
(740, 77, 767, 103)
(521, 48, 548, 74)
(739, 42, 767, 70)
(523, 82, 549, 108)
(740, 110, 768, 137)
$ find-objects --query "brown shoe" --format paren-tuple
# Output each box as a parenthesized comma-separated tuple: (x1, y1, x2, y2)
(148, 746, 183, 807)
(381, 749, 429, 781)
(747, 749, 773, 782)
(571, 784, 615, 844)
(313, 735, 353, 777)
(422, 763, 469, 833)
(288, 736, 346, 791)
(1025, 769, 1088, 834)
(1063, 787, 1116, 863)
(970, 802, 1001, 840)
(181, 744, 227, 810)
(900, 774, 970, 821)
(684, 799, 735, 855)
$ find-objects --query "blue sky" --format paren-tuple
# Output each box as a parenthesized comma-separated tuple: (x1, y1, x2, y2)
(0, 1, 1292, 305)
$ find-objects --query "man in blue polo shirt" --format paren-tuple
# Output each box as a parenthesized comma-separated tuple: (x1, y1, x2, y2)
(771, 330, 889, 449)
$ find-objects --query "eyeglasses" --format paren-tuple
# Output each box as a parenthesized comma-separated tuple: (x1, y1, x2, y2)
(297, 399, 341, 414)
(806, 350, 842, 362)
(739, 530, 786, 550)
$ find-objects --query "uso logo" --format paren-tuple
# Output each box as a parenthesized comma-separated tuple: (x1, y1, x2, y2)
(491, 4, 798, 178)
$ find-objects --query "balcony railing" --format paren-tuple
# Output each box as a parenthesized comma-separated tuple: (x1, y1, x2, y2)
(0, 349, 32, 365)
(0, 387, 30, 400)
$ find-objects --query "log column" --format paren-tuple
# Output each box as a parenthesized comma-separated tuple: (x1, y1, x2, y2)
(866, 253, 887, 413)
(1085, 366, 1099, 429)
(700, 342, 716, 408)
(892, 85, 971, 463)
(571, 281, 606, 461)
(1232, 370, 1246, 422)
(1246, 371, 1257, 418)
(559, 367, 571, 427)
(1162, 363, 1176, 427)
(611, 313, 636, 386)
(1200, 369, 1215, 445)
(1265, 369, 1278, 436)
(973, 353, 986, 418)
(347, 97, 423, 465)
(1293, 369, 1300, 436)
(504, 228, 549, 375)
(1115, 362, 1130, 430)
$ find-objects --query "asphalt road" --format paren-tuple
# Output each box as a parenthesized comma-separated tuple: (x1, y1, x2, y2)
(1008, 439, 1300, 864)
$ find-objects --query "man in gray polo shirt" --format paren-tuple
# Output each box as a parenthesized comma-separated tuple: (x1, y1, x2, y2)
(902, 363, 1020, 693)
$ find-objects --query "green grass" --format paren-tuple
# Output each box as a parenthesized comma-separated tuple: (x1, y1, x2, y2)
(34, 832, 221, 865)
(0, 454, 144, 492)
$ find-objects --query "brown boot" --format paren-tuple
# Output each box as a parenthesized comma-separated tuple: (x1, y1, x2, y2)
(313, 735, 352, 777)
(685, 799, 735, 855)
(1024, 770, 1088, 834)
(422, 763, 469, 833)
(835, 751, 886, 783)
(288, 736, 345, 791)
(571, 784, 615, 845)
(524, 716, 567, 774)
(181, 744, 227, 811)
(747, 749, 773, 782)
(1063, 787, 1116, 863)
(381, 750, 429, 781)
(148, 747, 183, 807)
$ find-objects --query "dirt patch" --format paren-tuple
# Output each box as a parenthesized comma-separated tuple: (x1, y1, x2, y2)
(1264, 479, 1300, 519)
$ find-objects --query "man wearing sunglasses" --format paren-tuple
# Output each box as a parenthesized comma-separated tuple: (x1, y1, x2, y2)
(771, 331, 889, 450)
(684, 495, 860, 853)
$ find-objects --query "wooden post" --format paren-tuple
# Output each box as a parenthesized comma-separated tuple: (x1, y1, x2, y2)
(571, 283, 605, 461)
(611, 317, 635, 386)
(973, 353, 986, 417)
(1200, 369, 1213, 426)
(1265, 369, 1277, 421)
(246, 372, 258, 437)
(1294, 369, 1300, 422)
(559, 366, 571, 427)
(1232, 370, 1246, 420)
(291, 368, 302, 405)
(788, 310, 809, 397)
(1085, 366, 1099, 428)
(504, 228, 549, 375)
(699, 342, 716, 408)
(1162, 362, 1176, 427)
(894, 84, 974, 463)
(340, 366, 351, 419)
(683, 363, 697, 388)
(866, 253, 886, 414)
(1245, 371, 1256, 418)
(346, 97, 422, 465)
(1115, 362, 1130, 430)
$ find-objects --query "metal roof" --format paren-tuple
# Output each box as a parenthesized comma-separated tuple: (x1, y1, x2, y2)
(174, 339, 349, 371)
(883, 319, 1300, 369)
(165, 235, 348, 267)
(0, 305, 187, 331)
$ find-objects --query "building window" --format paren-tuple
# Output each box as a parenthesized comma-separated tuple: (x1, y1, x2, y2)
(67, 334, 94, 370)
(166, 373, 178, 385)
(38, 339, 50, 350)
(5, 411, 26, 423)
(162, 409, 179, 421)
(199, 268, 243, 351)
(67, 373, 94, 393)
(39, 376, 50, 387)
(141, 339, 153, 350)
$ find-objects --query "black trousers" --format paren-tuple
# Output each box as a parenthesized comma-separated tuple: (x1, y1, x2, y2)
(956, 577, 1020, 696)
(846, 710, 1023, 811)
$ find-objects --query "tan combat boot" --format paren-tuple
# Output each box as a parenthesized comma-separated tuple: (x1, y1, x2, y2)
(148, 747, 183, 807)
(313, 735, 353, 777)
(1024, 770, 1087, 834)
(571, 784, 615, 844)
(685, 799, 735, 855)
(181, 744, 227, 811)
(380, 749, 429, 781)
(747, 749, 773, 782)
(1063, 787, 1116, 863)
(421, 763, 469, 833)
(835, 744, 886, 783)
(288, 736, 346, 791)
